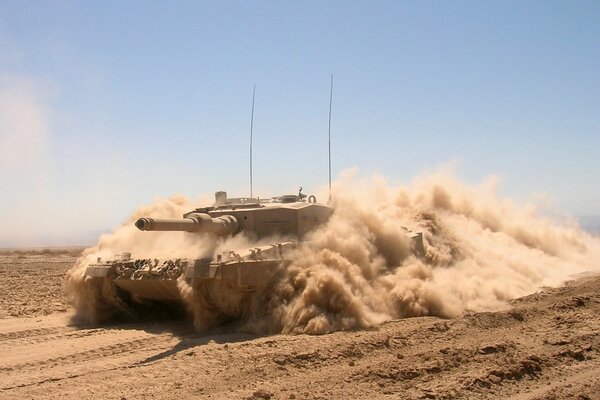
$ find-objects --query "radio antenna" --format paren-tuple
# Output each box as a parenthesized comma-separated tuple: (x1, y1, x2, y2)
(250, 84, 256, 198)
(328, 74, 334, 202)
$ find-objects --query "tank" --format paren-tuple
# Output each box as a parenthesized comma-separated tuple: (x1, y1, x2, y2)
(83, 189, 425, 324)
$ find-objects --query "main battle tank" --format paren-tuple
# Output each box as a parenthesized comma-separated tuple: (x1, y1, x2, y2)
(83, 189, 425, 324)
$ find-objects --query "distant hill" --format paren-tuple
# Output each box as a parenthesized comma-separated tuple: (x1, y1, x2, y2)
(0, 229, 108, 250)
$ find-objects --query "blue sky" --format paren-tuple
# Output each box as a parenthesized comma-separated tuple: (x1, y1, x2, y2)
(0, 1, 599, 246)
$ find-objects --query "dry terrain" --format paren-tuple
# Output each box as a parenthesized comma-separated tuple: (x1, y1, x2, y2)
(0, 250, 599, 400)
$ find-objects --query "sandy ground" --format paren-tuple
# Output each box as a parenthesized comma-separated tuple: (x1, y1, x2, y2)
(1, 251, 599, 400)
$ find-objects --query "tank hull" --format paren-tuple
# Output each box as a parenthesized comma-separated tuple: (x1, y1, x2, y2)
(84, 241, 295, 319)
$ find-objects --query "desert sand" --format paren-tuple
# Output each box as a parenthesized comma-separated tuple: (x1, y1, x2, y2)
(1, 249, 599, 400)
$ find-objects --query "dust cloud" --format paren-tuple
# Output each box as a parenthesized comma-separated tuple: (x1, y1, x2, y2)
(66, 171, 600, 333)
(251, 170, 599, 334)
(0, 75, 49, 171)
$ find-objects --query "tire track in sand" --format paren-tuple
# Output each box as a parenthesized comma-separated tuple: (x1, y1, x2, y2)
(0, 315, 186, 390)
(0, 326, 70, 341)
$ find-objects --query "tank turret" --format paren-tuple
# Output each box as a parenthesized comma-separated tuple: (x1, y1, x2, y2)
(135, 190, 333, 239)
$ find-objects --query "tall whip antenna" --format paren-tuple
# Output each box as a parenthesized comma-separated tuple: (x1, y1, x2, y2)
(250, 84, 256, 198)
(328, 74, 334, 202)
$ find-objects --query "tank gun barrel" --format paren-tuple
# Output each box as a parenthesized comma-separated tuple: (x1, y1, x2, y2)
(135, 213, 239, 235)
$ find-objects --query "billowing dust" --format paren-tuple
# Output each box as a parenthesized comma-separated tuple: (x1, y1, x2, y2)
(65, 171, 600, 334)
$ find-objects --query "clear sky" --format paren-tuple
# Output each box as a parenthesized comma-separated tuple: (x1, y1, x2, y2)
(1, 1, 599, 247)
